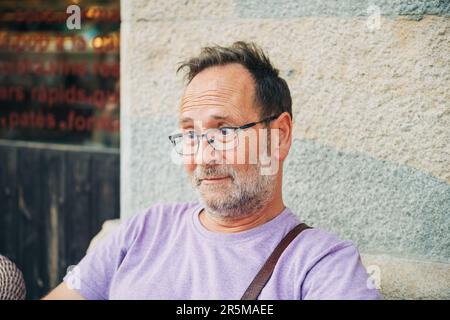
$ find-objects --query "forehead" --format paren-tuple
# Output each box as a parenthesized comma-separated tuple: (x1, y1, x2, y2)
(179, 64, 258, 125)
(186, 63, 254, 92)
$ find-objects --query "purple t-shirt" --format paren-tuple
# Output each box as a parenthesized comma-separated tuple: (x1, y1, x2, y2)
(64, 202, 382, 300)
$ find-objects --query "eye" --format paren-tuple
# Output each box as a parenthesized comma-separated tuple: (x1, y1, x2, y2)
(219, 127, 234, 136)
(185, 131, 196, 139)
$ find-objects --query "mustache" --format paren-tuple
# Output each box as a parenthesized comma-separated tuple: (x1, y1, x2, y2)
(193, 165, 236, 185)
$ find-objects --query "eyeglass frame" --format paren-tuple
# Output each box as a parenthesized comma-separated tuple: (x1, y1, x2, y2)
(168, 114, 279, 156)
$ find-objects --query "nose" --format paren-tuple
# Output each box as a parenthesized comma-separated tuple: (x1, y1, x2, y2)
(195, 134, 222, 165)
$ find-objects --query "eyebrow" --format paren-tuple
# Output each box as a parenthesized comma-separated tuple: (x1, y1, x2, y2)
(179, 115, 230, 125)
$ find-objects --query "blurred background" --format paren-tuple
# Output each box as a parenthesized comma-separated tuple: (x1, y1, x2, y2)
(0, 0, 120, 299)
(0, 0, 449, 299)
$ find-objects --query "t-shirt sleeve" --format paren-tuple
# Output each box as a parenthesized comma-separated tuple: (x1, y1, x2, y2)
(301, 241, 383, 300)
(63, 213, 142, 300)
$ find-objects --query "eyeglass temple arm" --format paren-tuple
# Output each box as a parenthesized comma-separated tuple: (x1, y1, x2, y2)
(239, 115, 278, 130)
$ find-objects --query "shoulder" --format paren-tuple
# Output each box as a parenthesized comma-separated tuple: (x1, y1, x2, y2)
(91, 202, 200, 254)
(291, 227, 382, 299)
(286, 226, 359, 271)
(120, 202, 200, 236)
(131, 201, 200, 224)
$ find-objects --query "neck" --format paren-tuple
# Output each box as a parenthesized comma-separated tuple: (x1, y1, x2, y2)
(199, 190, 285, 234)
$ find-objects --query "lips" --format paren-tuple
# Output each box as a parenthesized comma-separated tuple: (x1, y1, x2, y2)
(201, 176, 229, 181)
(200, 176, 231, 184)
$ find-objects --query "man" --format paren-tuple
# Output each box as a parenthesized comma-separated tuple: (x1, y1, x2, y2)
(44, 42, 382, 300)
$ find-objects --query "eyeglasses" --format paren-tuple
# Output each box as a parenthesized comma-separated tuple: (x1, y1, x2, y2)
(169, 115, 279, 156)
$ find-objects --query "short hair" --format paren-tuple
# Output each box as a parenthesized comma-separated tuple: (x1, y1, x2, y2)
(177, 41, 293, 121)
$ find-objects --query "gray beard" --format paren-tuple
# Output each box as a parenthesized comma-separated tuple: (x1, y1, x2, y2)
(192, 164, 277, 220)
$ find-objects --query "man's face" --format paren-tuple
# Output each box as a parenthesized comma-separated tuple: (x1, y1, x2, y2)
(178, 63, 277, 219)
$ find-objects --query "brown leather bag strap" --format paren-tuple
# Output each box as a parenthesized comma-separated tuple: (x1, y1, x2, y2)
(240, 222, 311, 300)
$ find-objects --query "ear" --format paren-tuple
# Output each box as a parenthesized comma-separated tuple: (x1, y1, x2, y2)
(271, 112, 292, 161)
